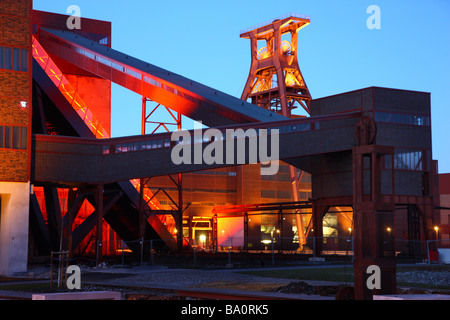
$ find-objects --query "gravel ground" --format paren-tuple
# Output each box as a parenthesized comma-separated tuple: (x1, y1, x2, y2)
(20, 264, 295, 289)
(397, 271, 450, 287)
(13, 263, 450, 294)
(83, 266, 295, 289)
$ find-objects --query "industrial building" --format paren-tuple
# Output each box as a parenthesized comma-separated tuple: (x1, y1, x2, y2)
(0, 1, 447, 299)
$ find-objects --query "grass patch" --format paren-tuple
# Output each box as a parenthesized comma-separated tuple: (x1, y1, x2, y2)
(239, 266, 354, 283)
(0, 282, 54, 292)
(0, 282, 106, 293)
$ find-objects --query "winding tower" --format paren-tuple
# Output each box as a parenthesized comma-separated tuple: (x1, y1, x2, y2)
(240, 14, 312, 116)
(240, 14, 313, 246)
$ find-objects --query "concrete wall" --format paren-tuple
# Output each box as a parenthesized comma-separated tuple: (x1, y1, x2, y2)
(0, 182, 30, 276)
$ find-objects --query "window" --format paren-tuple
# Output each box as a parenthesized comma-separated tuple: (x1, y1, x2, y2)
(390, 148, 425, 171)
(13, 48, 20, 71)
(0, 126, 27, 150)
(261, 190, 276, 198)
(375, 111, 430, 127)
(384, 154, 392, 169)
(0, 47, 4, 69)
(0, 47, 28, 72)
(4, 126, 11, 148)
(21, 49, 28, 72)
(99, 37, 109, 45)
(20, 126, 27, 149)
(5, 47, 12, 70)
(12, 126, 20, 149)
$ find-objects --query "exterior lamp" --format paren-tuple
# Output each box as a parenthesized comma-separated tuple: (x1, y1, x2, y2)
(434, 226, 439, 240)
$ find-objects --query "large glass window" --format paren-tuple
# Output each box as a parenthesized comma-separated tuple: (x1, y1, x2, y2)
(384, 149, 430, 171)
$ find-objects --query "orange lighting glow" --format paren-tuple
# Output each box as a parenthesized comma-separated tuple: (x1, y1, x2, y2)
(32, 37, 172, 241)
(32, 37, 108, 140)
(217, 217, 244, 247)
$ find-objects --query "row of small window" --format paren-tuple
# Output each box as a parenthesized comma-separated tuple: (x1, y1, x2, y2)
(261, 190, 292, 199)
(261, 173, 291, 181)
(175, 125, 311, 146)
(0, 47, 28, 72)
(148, 186, 236, 193)
(375, 111, 430, 126)
(190, 170, 237, 176)
(104, 138, 172, 154)
(103, 122, 314, 155)
(0, 125, 27, 150)
(261, 189, 312, 199)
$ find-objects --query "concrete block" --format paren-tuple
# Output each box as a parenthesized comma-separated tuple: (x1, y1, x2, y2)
(438, 248, 450, 264)
(309, 257, 325, 262)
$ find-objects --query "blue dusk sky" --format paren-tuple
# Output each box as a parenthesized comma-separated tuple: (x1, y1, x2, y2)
(33, 0, 450, 173)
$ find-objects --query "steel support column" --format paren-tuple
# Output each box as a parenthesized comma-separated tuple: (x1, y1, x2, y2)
(177, 172, 183, 252)
(352, 144, 395, 300)
(96, 184, 104, 266)
(142, 97, 184, 252)
(65, 189, 85, 257)
(44, 186, 62, 251)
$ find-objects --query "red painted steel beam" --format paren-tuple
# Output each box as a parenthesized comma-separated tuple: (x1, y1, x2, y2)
(37, 28, 287, 128)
